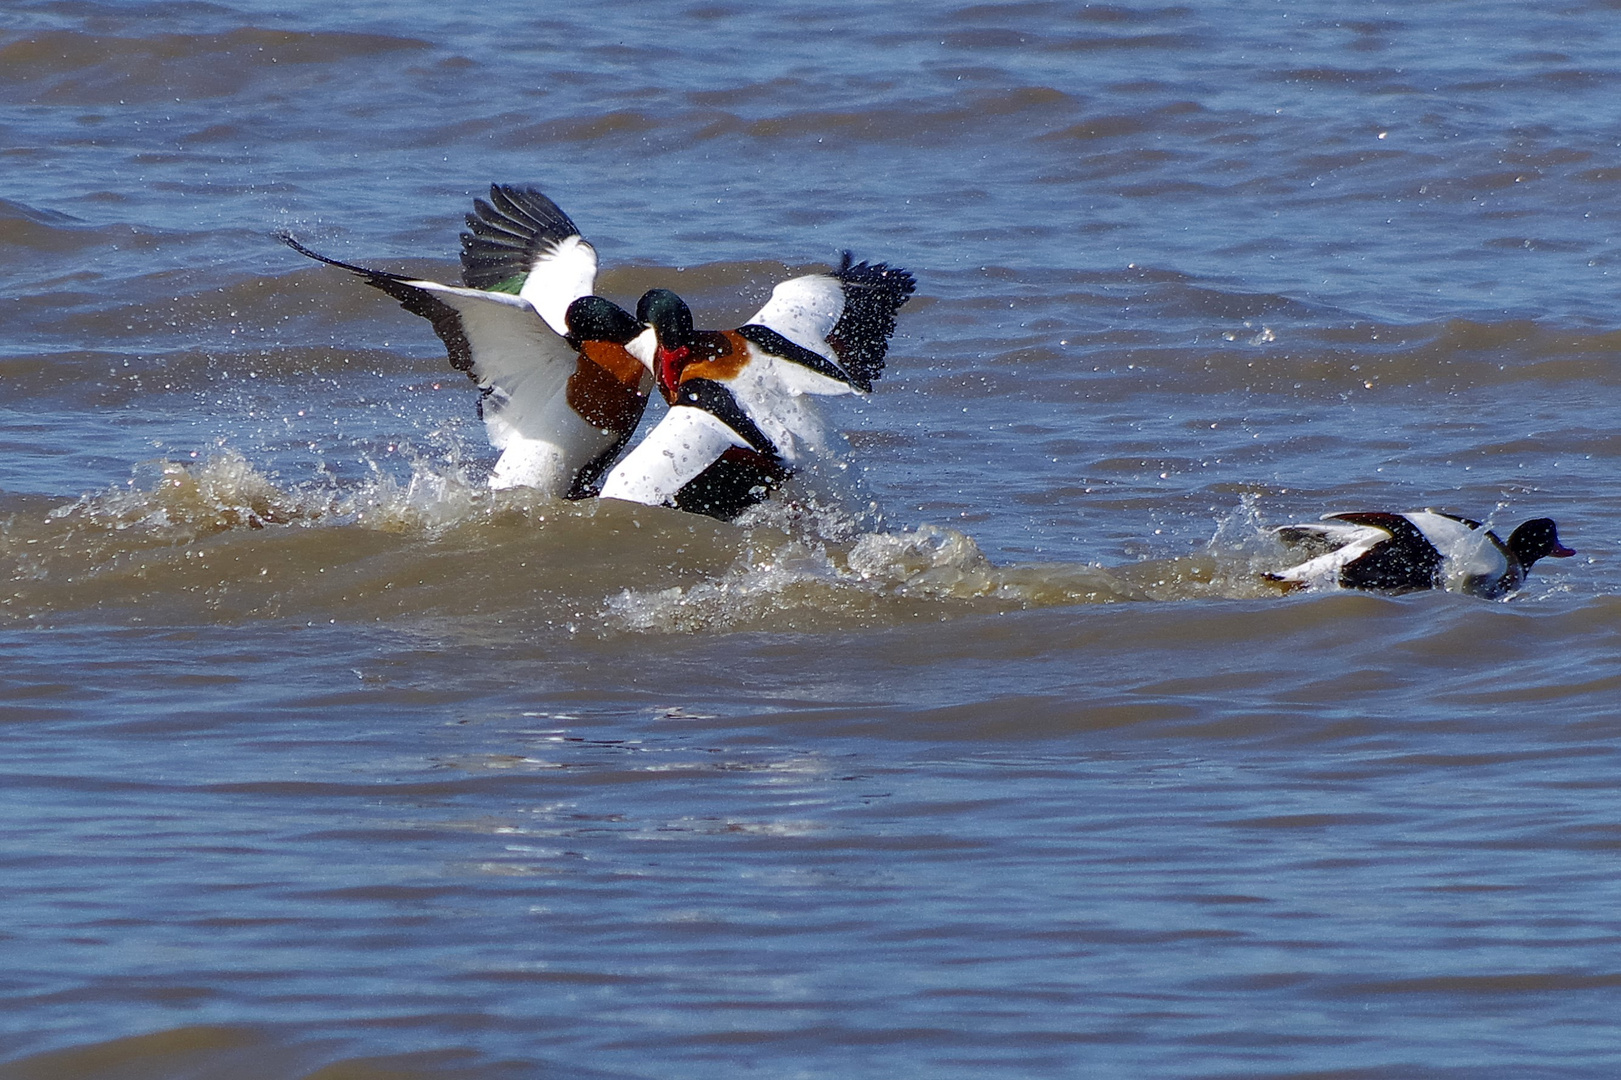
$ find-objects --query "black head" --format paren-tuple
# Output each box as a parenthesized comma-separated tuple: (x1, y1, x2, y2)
(564, 295, 641, 348)
(1506, 518, 1575, 568)
(635, 288, 695, 348)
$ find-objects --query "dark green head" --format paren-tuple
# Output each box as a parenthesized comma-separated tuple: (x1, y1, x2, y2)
(1507, 518, 1575, 568)
(564, 295, 641, 348)
(635, 288, 695, 349)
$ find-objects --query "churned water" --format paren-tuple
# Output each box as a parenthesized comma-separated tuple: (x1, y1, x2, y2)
(3, 1, 1620, 1077)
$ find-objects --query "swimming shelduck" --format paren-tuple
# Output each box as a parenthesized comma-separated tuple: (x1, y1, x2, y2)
(282, 185, 653, 499)
(599, 253, 915, 519)
(1266, 510, 1574, 598)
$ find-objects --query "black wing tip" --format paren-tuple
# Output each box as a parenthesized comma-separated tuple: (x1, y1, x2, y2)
(459, 183, 583, 290)
(834, 250, 918, 299)
(277, 229, 325, 263)
(823, 251, 916, 389)
(473, 185, 579, 240)
(277, 232, 484, 384)
(488, 183, 577, 229)
(278, 231, 402, 283)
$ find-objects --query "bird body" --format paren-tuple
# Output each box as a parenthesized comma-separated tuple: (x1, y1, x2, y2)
(1268, 510, 1573, 598)
(283, 186, 651, 498)
(285, 189, 913, 519)
(600, 256, 914, 519)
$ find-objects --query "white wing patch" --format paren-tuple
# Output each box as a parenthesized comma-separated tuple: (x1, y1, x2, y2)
(414, 282, 578, 409)
(517, 234, 599, 337)
(1270, 520, 1393, 589)
(746, 273, 845, 362)
(1405, 511, 1507, 589)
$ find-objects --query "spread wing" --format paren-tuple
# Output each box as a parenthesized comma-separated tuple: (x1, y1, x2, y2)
(459, 184, 598, 337)
(280, 234, 580, 453)
(1403, 510, 1506, 587)
(742, 253, 915, 392)
(746, 272, 846, 360)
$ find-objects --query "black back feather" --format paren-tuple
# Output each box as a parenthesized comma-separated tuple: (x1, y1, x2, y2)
(459, 185, 582, 292)
(1325, 513, 1443, 592)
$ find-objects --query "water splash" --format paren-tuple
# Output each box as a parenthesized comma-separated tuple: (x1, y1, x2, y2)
(6, 449, 1342, 632)
(46, 449, 321, 538)
(602, 523, 1154, 634)
(41, 446, 516, 542)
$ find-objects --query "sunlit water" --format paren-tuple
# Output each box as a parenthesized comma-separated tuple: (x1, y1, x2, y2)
(4, 2, 1620, 1077)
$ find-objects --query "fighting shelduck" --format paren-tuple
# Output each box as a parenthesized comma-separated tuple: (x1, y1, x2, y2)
(1266, 510, 1574, 599)
(282, 185, 653, 499)
(599, 253, 915, 520)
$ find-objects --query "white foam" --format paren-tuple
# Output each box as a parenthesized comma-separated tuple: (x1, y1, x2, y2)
(602, 523, 1009, 634)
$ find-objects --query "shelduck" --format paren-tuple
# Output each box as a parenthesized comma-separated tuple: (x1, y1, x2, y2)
(1266, 510, 1574, 598)
(599, 254, 915, 519)
(282, 185, 653, 498)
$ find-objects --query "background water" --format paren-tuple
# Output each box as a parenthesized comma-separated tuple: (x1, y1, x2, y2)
(4, 1, 1621, 1077)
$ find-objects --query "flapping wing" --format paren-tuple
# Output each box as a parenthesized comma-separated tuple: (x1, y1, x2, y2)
(459, 185, 598, 337)
(1325, 511, 1415, 532)
(825, 253, 915, 390)
(421, 285, 581, 451)
(1403, 510, 1506, 587)
(1273, 519, 1386, 560)
(280, 234, 578, 450)
(743, 253, 915, 392)
(746, 271, 846, 360)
